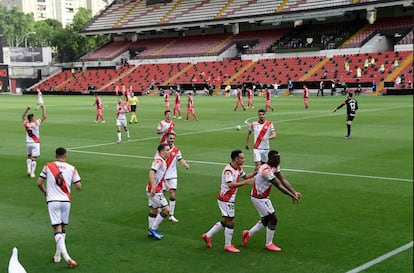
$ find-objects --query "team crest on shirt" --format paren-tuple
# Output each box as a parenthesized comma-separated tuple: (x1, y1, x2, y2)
(171, 151, 176, 157)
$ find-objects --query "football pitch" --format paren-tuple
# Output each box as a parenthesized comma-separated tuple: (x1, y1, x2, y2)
(0, 94, 412, 273)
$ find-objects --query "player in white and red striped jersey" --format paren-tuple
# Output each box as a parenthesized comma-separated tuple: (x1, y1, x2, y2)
(22, 104, 46, 177)
(164, 132, 189, 223)
(157, 110, 175, 143)
(116, 97, 130, 143)
(173, 90, 182, 119)
(37, 147, 81, 268)
(241, 150, 301, 252)
(245, 109, 276, 170)
(146, 143, 171, 240)
(202, 150, 256, 253)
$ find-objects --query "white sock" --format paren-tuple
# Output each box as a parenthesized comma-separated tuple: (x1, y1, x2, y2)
(148, 215, 156, 229)
(265, 227, 275, 246)
(31, 160, 37, 176)
(26, 159, 32, 173)
(250, 220, 264, 236)
(55, 233, 71, 262)
(151, 213, 166, 230)
(126, 130, 130, 139)
(55, 233, 65, 256)
(117, 132, 121, 141)
(206, 221, 224, 238)
(169, 200, 176, 215)
(224, 227, 234, 247)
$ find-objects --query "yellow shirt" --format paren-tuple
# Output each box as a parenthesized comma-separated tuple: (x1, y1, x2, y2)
(129, 96, 138, 106)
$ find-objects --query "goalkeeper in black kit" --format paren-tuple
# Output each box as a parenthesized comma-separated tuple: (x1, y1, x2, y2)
(332, 92, 358, 139)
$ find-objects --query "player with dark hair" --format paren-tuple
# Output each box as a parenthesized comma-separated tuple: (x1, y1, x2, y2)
(202, 150, 256, 253)
(242, 150, 301, 252)
(332, 92, 358, 139)
(37, 147, 82, 268)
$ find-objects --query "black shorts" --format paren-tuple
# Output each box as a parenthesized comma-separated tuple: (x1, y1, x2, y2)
(346, 115, 355, 121)
(130, 105, 137, 112)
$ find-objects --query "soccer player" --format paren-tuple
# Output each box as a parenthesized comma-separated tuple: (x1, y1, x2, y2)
(37, 147, 81, 268)
(245, 109, 276, 170)
(146, 143, 171, 240)
(36, 88, 44, 110)
(303, 85, 309, 109)
(22, 104, 46, 177)
(264, 88, 274, 112)
(202, 150, 256, 253)
(233, 88, 246, 111)
(116, 97, 130, 143)
(242, 150, 301, 252)
(157, 110, 175, 143)
(173, 90, 182, 119)
(246, 88, 254, 109)
(92, 94, 106, 123)
(164, 89, 170, 110)
(129, 92, 139, 124)
(332, 92, 358, 139)
(186, 93, 198, 121)
(164, 132, 190, 222)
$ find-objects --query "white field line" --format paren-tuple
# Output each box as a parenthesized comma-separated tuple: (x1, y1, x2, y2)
(345, 241, 413, 273)
(67, 149, 412, 182)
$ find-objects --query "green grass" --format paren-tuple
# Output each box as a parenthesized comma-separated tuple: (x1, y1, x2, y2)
(0, 94, 412, 273)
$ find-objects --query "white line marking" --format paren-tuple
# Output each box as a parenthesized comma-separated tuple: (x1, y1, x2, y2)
(345, 241, 413, 273)
(67, 149, 412, 182)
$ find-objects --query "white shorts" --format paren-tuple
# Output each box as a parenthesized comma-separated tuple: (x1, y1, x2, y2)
(26, 142, 40, 157)
(116, 118, 127, 127)
(147, 192, 168, 209)
(218, 200, 235, 218)
(251, 196, 275, 217)
(48, 201, 71, 226)
(165, 178, 177, 190)
(253, 149, 269, 163)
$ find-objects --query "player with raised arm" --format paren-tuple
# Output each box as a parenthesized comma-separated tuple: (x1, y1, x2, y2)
(332, 92, 358, 139)
(245, 109, 276, 170)
(242, 150, 301, 252)
(22, 104, 46, 177)
(157, 110, 175, 143)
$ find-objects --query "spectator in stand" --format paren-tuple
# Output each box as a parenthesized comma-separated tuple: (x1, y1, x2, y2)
(356, 67, 362, 78)
(344, 61, 350, 72)
(407, 80, 412, 89)
(370, 57, 375, 67)
(364, 59, 369, 70)
(379, 64, 385, 73)
(395, 75, 402, 87)
(393, 60, 399, 68)
(372, 81, 377, 94)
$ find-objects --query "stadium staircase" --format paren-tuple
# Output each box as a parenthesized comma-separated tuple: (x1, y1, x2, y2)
(214, 60, 256, 95)
(276, 0, 290, 13)
(299, 57, 330, 81)
(377, 53, 413, 94)
(150, 40, 177, 57)
(339, 24, 369, 49)
(161, 63, 194, 87)
(215, 0, 235, 19)
(112, 0, 142, 28)
(98, 66, 137, 92)
(159, 0, 183, 24)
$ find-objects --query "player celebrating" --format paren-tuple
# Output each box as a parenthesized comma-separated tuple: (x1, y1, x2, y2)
(202, 150, 256, 253)
(22, 104, 46, 177)
(36, 88, 44, 110)
(147, 143, 171, 240)
(173, 90, 182, 119)
(164, 132, 190, 222)
(233, 88, 246, 111)
(37, 147, 82, 268)
(332, 92, 359, 139)
(242, 150, 301, 252)
(245, 109, 276, 170)
(116, 97, 130, 143)
(157, 110, 175, 143)
(92, 94, 106, 123)
(186, 93, 198, 121)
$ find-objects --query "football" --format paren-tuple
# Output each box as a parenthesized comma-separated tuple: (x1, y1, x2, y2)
(236, 125, 241, 130)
